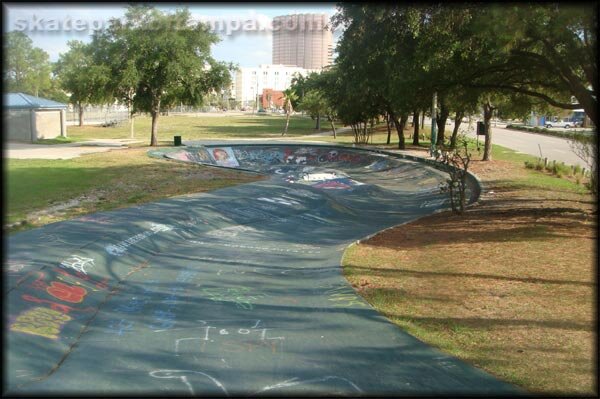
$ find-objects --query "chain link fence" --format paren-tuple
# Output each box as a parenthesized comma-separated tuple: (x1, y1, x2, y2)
(66, 104, 231, 125)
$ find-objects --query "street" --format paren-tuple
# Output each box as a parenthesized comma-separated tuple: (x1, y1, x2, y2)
(461, 123, 591, 167)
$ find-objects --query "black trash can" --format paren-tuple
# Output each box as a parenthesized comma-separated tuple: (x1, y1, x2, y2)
(174, 136, 182, 146)
(476, 122, 486, 135)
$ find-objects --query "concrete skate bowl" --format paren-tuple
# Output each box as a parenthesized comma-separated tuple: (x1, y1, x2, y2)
(150, 144, 481, 207)
(4, 144, 522, 397)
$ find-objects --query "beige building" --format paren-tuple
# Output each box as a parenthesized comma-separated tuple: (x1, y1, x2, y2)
(4, 93, 67, 142)
(272, 14, 334, 70)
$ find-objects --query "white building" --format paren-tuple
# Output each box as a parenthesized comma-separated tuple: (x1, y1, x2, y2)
(232, 64, 318, 107)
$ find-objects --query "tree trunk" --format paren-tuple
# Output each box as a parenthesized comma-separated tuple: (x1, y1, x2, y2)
(329, 117, 336, 139)
(283, 112, 290, 136)
(482, 100, 495, 161)
(386, 113, 392, 145)
(315, 113, 320, 130)
(421, 112, 425, 129)
(450, 110, 465, 149)
(150, 110, 159, 147)
(412, 110, 420, 145)
(130, 114, 135, 139)
(78, 103, 84, 127)
(389, 109, 406, 150)
(436, 101, 449, 147)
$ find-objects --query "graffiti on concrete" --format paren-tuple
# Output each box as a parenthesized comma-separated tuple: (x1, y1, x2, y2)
(156, 145, 396, 173)
(257, 376, 363, 394)
(199, 286, 267, 310)
(46, 281, 88, 303)
(10, 307, 72, 339)
(173, 319, 284, 356)
(105, 222, 173, 257)
(149, 369, 229, 396)
(210, 147, 239, 167)
(205, 225, 257, 239)
(59, 255, 95, 275)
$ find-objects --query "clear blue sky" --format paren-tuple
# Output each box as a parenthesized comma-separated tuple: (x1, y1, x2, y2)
(3, 3, 341, 67)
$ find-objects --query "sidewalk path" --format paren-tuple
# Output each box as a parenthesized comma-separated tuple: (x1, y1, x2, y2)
(5, 139, 143, 160)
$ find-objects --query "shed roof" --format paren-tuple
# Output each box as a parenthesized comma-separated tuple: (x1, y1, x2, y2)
(4, 92, 67, 109)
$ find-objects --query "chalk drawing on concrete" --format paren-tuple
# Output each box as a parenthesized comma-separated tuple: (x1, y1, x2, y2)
(257, 376, 363, 394)
(59, 255, 95, 275)
(105, 223, 173, 256)
(149, 369, 229, 396)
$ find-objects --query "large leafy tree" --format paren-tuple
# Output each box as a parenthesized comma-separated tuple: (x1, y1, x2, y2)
(54, 40, 112, 126)
(93, 6, 232, 146)
(462, 4, 597, 126)
(331, 3, 596, 160)
(4, 31, 64, 101)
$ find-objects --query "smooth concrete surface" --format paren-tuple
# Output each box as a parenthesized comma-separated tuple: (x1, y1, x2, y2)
(5, 144, 523, 396)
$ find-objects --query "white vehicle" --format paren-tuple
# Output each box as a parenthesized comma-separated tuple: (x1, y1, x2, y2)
(545, 120, 574, 129)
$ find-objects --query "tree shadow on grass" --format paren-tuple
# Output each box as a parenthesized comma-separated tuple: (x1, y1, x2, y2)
(344, 265, 595, 287)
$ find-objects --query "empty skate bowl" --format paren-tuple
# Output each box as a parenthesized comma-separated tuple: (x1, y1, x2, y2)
(6, 144, 523, 395)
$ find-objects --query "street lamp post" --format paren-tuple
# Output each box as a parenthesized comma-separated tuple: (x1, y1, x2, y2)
(430, 91, 438, 157)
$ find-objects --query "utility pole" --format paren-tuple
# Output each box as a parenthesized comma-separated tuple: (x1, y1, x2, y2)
(430, 91, 437, 156)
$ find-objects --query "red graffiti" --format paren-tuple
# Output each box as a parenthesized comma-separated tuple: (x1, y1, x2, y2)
(29, 271, 48, 291)
(56, 268, 109, 291)
(46, 281, 87, 303)
(21, 295, 95, 315)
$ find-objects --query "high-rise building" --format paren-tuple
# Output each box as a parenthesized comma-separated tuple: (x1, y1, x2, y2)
(272, 14, 334, 70)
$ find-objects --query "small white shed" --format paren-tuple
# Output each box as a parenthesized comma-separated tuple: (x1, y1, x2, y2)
(4, 93, 68, 142)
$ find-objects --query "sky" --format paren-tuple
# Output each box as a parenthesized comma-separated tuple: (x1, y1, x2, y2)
(3, 3, 341, 67)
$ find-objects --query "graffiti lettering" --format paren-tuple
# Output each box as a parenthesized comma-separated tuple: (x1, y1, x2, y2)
(59, 255, 95, 275)
(174, 322, 284, 356)
(105, 223, 173, 257)
(46, 281, 87, 303)
(56, 268, 109, 292)
(21, 294, 95, 315)
(10, 307, 72, 339)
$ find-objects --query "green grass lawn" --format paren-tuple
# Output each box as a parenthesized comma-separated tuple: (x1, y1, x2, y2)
(67, 114, 324, 142)
(5, 147, 263, 232)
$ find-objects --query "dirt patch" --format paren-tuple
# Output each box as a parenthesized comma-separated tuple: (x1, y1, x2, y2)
(343, 156, 597, 395)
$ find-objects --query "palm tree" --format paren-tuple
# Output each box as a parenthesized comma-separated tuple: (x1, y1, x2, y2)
(282, 88, 298, 136)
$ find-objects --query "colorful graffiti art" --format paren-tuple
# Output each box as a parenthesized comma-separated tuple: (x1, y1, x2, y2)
(10, 307, 72, 339)
(210, 147, 239, 167)
(46, 282, 88, 303)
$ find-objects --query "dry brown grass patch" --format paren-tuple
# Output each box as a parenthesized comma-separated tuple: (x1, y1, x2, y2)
(343, 158, 597, 395)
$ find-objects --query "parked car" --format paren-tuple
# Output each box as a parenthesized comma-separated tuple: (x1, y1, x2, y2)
(545, 120, 574, 129)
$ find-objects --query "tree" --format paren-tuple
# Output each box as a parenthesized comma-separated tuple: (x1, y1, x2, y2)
(55, 40, 112, 126)
(569, 132, 598, 198)
(436, 135, 472, 214)
(457, 4, 597, 126)
(4, 31, 56, 99)
(281, 88, 297, 136)
(94, 6, 232, 146)
(299, 90, 323, 130)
